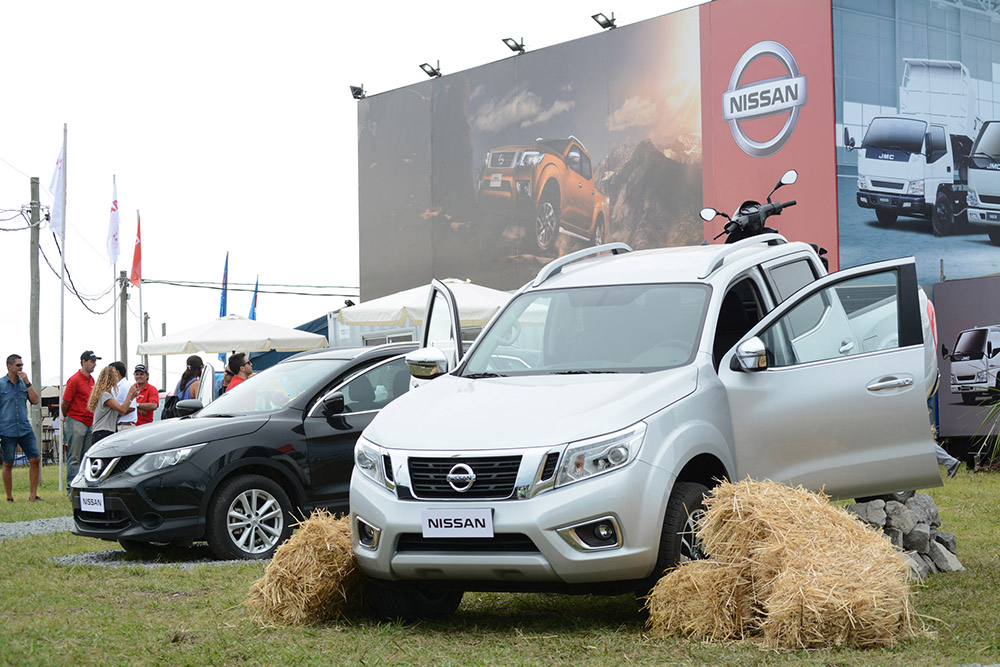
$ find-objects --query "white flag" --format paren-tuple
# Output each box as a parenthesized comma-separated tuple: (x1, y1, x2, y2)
(49, 141, 66, 238)
(107, 176, 121, 265)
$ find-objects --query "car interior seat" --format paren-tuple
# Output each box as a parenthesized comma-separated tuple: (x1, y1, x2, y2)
(391, 368, 410, 399)
(346, 374, 376, 412)
(714, 290, 754, 369)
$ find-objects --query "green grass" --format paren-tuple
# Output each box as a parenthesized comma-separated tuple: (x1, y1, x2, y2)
(1, 464, 999, 666)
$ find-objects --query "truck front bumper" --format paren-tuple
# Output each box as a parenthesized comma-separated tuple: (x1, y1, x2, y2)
(966, 207, 1000, 226)
(857, 190, 927, 216)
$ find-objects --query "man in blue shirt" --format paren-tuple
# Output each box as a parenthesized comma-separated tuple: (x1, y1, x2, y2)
(1, 354, 41, 502)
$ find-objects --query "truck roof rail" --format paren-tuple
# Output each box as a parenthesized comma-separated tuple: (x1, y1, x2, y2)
(532, 242, 633, 287)
(698, 233, 788, 279)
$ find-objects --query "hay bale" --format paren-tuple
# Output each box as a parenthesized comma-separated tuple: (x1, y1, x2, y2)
(647, 478, 920, 649)
(246, 510, 366, 625)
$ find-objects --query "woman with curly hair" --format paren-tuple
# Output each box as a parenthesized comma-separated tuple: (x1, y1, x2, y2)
(87, 366, 138, 444)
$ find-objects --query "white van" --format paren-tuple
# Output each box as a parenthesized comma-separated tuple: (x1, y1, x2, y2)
(945, 325, 1000, 404)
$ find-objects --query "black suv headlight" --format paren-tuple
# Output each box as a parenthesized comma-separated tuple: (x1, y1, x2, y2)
(128, 444, 206, 476)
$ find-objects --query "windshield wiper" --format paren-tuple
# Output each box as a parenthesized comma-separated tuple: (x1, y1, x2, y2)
(866, 143, 915, 154)
(464, 372, 507, 378)
(553, 370, 620, 374)
(202, 413, 236, 418)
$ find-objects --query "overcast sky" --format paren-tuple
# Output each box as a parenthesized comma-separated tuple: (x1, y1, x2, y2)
(1, 0, 702, 390)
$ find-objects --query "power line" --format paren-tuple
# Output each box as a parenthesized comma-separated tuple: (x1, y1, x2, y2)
(142, 279, 359, 298)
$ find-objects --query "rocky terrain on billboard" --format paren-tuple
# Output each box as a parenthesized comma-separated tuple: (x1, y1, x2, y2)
(596, 139, 703, 248)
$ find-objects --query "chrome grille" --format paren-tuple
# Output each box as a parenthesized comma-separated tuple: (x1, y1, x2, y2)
(488, 151, 517, 168)
(408, 456, 521, 499)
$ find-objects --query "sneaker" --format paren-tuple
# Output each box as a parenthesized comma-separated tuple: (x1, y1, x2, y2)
(947, 460, 961, 478)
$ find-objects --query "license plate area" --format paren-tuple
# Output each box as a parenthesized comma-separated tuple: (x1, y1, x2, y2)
(489, 173, 502, 188)
(79, 491, 106, 513)
(421, 508, 494, 538)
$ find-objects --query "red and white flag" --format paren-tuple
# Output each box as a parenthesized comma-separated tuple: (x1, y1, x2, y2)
(49, 140, 66, 237)
(107, 176, 121, 265)
(130, 214, 142, 286)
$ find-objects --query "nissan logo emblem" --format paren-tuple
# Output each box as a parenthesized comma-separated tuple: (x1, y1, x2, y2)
(446, 463, 476, 493)
(722, 40, 807, 158)
(89, 459, 103, 476)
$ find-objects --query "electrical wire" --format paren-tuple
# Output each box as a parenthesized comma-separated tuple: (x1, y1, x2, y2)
(142, 279, 359, 298)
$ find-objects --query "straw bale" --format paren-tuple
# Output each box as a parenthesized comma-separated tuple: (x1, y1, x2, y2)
(246, 510, 366, 625)
(647, 478, 920, 650)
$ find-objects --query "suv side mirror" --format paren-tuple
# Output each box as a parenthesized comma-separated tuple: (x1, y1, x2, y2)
(730, 336, 768, 372)
(321, 391, 345, 416)
(406, 347, 449, 380)
(843, 126, 855, 151)
(176, 399, 203, 417)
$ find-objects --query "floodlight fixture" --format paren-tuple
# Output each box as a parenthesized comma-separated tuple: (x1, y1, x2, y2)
(419, 61, 442, 78)
(592, 12, 616, 29)
(503, 37, 525, 54)
(350, 85, 366, 100)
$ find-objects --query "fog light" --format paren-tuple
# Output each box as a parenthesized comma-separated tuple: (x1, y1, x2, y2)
(355, 516, 381, 550)
(556, 515, 623, 551)
(140, 513, 163, 530)
(594, 523, 614, 540)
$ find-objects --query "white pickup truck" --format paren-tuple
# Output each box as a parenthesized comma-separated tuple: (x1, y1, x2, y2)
(349, 193, 942, 620)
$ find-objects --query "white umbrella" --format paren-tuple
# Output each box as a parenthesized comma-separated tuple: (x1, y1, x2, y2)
(337, 279, 513, 327)
(136, 314, 328, 355)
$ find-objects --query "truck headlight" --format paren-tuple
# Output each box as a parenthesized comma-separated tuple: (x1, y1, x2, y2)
(555, 423, 646, 488)
(950, 373, 957, 385)
(354, 437, 388, 488)
(968, 190, 981, 207)
(907, 180, 924, 196)
(128, 444, 206, 476)
(976, 371, 988, 383)
(519, 150, 543, 167)
(858, 175, 869, 190)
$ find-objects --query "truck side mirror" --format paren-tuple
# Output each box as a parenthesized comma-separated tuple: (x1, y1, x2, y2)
(843, 126, 855, 151)
(941, 344, 949, 358)
(730, 336, 768, 372)
(990, 342, 996, 358)
(406, 347, 449, 380)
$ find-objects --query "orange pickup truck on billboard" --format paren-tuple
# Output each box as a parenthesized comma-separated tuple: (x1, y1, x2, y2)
(477, 136, 610, 252)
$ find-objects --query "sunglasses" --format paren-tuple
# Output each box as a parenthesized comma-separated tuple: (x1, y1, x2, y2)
(13, 363, 23, 368)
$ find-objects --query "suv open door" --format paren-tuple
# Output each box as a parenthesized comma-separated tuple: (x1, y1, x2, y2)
(720, 258, 941, 499)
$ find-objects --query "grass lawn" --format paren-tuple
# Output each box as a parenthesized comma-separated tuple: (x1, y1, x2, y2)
(1, 464, 999, 666)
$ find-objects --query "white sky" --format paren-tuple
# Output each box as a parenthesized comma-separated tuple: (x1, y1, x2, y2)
(1, 0, 702, 391)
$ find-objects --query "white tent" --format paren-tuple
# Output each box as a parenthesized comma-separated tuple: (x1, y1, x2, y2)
(136, 314, 328, 355)
(337, 279, 512, 327)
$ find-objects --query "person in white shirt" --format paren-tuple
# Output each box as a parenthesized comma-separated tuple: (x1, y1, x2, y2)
(110, 361, 137, 431)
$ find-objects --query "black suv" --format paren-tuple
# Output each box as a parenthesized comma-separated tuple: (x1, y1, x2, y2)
(71, 343, 416, 559)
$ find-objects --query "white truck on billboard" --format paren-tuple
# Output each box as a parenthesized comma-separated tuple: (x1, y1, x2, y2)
(943, 324, 1000, 404)
(844, 59, 991, 239)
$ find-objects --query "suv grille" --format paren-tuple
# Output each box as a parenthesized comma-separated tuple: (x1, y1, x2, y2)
(489, 151, 517, 168)
(408, 456, 521, 499)
(540, 452, 559, 481)
(397, 533, 539, 553)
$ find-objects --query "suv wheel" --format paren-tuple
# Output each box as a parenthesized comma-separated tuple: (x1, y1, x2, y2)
(534, 191, 560, 252)
(640, 481, 709, 596)
(368, 579, 464, 622)
(207, 474, 292, 560)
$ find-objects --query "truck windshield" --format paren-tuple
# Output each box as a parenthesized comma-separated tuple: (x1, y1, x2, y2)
(862, 117, 926, 153)
(952, 329, 987, 360)
(972, 122, 1000, 161)
(460, 283, 710, 376)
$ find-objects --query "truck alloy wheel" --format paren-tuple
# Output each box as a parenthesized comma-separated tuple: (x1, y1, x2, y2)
(932, 191, 954, 237)
(534, 193, 560, 251)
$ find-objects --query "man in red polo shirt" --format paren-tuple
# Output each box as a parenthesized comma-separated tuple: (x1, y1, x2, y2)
(61, 350, 98, 494)
(132, 364, 159, 426)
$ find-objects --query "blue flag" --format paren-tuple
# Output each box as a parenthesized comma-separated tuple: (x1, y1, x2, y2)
(249, 275, 258, 320)
(218, 252, 229, 363)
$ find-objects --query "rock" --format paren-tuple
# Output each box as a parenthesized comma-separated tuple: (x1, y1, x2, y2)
(934, 530, 957, 555)
(903, 551, 932, 581)
(846, 501, 886, 526)
(920, 553, 938, 573)
(928, 541, 965, 572)
(884, 501, 919, 534)
(884, 526, 903, 548)
(903, 523, 931, 554)
(905, 494, 941, 528)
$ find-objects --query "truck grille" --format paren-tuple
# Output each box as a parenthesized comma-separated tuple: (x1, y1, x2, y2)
(488, 151, 517, 168)
(408, 456, 521, 499)
(871, 180, 904, 190)
(979, 194, 1000, 205)
(396, 533, 539, 553)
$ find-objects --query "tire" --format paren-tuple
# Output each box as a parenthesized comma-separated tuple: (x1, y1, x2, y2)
(367, 579, 464, 622)
(875, 209, 897, 226)
(932, 190, 954, 237)
(592, 215, 606, 245)
(855, 490, 915, 504)
(962, 393, 979, 406)
(643, 481, 709, 594)
(534, 188, 560, 252)
(988, 227, 1000, 247)
(206, 474, 292, 560)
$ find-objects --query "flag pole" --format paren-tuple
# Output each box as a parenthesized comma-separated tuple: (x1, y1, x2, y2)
(137, 210, 143, 368)
(57, 123, 67, 492)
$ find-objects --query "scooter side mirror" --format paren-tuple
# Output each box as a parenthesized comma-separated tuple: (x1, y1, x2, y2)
(780, 169, 798, 186)
(700, 207, 720, 222)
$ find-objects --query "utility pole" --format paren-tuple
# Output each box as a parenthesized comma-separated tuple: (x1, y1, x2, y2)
(143, 313, 149, 369)
(119, 270, 128, 366)
(29, 177, 42, 454)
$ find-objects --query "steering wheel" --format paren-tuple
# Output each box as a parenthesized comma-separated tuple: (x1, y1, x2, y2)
(495, 320, 522, 346)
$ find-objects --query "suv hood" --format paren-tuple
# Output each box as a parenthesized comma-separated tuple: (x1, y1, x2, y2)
(86, 415, 269, 458)
(365, 368, 698, 451)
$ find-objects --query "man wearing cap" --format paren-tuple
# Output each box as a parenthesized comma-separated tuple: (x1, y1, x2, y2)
(132, 364, 159, 427)
(61, 350, 99, 494)
(1, 354, 41, 502)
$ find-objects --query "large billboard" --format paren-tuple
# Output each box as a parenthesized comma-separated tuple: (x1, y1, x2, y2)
(358, 0, 838, 299)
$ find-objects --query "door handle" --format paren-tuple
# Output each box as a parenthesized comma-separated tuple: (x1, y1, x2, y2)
(867, 377, 913, 391)
(578, 183, 583, 188)
(839, 339, 854, 354)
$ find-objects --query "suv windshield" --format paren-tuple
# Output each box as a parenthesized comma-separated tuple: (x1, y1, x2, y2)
(862, 117, 927, 153)
(460, 283, 710, 376)
(199, 359, 345, 416)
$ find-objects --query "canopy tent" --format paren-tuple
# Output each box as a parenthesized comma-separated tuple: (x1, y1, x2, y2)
(337, 279, 512, 327)
(136, 314, 328, 355)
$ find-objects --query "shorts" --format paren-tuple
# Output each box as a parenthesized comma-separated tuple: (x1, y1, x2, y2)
(1, 431, 40, 463)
